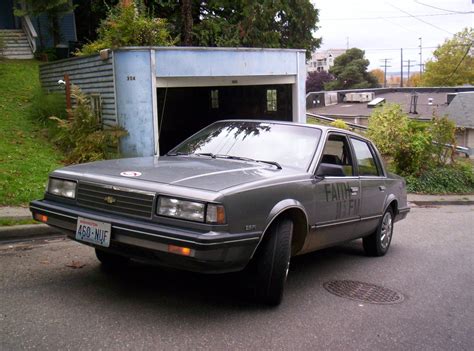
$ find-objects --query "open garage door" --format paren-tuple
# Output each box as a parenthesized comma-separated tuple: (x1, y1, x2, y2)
(157, 84, 293, 155)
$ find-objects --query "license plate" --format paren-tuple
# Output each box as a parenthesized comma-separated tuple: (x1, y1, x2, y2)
(76, 217, 111, 247)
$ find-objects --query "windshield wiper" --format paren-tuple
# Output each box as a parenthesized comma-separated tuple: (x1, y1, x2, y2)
(214, 154, 282, 169)
(166, 151, 190, 156)
(255, 160, 282, 169)
(194, 152, 216, 158)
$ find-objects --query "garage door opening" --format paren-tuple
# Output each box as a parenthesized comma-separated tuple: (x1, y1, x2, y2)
(157, 84, 293, 155)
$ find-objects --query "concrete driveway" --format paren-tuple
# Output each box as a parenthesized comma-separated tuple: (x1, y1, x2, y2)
(0, 205, 473, 350)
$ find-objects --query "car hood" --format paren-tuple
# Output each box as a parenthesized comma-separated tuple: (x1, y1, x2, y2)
(54, 156, 305, 192)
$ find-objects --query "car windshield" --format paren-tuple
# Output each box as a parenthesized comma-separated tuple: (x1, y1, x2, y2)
(169, 121, 322, 171)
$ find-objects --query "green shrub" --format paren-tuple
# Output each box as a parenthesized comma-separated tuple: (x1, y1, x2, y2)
(367, 104, 409, 157)
(329, 119, 349, 130)
(29, 89, 67, 124)
(77, 2, 176, 56)
(406, 162, 474, 194)
(367, 103, 472, 193)
(50, 86, 127, 164)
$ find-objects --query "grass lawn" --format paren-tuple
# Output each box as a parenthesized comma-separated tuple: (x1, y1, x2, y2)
(0, 59, 64, 206)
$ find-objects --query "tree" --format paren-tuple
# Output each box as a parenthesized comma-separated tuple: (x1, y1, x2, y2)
(407, 72, 422, 87)
(15, 0, 75, 47)
(421, 28, 474, 86)
(146, 0, 321, 58)
(306, 71, 333, 92)
(73, 0, 119, 45)
(324, 48, 379, 90)
(370, 68, 384, 86)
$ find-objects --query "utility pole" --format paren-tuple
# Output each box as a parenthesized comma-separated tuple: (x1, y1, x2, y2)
(403, 59, 417, 86)
(380, 58, 392, 88)
(418, 37, 423, 78)
(400, 48, 403, 87)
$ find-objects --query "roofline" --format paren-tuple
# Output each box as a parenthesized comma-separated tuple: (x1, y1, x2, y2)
(113, 46, 306, 53)
(306, 86, 474, 97)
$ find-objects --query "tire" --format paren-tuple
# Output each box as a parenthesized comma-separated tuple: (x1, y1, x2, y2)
(95, 248, 130, 268)
(363, 208, 394, 257)
(252, 218, 293, 306)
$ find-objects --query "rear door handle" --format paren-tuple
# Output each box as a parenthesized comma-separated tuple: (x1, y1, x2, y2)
(379, 185, 386, 191)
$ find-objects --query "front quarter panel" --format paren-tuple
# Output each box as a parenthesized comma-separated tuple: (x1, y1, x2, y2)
(221, 176, 314, 240)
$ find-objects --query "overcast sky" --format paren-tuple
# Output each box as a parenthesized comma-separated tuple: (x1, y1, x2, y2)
(311, 0, 473, 73)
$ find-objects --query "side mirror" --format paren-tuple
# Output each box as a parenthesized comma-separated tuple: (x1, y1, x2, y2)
(316, 163, 345, 177)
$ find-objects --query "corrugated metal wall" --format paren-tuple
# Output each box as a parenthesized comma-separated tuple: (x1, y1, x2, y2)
(39, 54, 117, 127)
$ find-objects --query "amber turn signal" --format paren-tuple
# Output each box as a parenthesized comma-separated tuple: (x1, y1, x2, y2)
(168, 245, 192, 256)
(34, 214, 48, 223)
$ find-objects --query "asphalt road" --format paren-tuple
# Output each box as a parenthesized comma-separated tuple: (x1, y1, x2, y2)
(1, 205, 473, 350)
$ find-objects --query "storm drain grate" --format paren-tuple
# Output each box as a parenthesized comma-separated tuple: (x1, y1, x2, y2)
(323, 280, 404, 304)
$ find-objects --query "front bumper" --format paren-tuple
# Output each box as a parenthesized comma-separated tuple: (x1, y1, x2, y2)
(30, 200, 261, 273)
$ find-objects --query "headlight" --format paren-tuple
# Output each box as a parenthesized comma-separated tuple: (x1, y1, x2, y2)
(157, 196, 226, 224)
(47, 178, 77, 199)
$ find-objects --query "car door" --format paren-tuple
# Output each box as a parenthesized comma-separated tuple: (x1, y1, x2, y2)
(308, 133, 361, 250)
(349, 137, 387, 237)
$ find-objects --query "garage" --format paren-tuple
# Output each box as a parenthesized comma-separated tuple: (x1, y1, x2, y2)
(40, 47, 307, 157)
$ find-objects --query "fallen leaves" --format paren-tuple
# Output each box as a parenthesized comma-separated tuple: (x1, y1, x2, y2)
(65, 260, 86, 269)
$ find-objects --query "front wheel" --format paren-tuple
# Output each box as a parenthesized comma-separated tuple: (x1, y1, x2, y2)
(252, 218, 293, 306)
(363, 208, 394, 257)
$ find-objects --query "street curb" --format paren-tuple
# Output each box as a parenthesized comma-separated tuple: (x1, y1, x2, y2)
(0, 224, 64, 243)
(409, 201, 474, 206)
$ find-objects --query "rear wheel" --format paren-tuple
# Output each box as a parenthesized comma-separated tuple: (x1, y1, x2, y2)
(95, 248, 130, 268)
(252, 218, 293, 306)
(363, 208, 394, 256)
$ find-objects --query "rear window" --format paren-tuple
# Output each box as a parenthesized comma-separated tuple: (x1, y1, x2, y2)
(350, 138, 381, 176)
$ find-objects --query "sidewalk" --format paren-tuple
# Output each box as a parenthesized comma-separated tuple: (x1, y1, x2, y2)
(1, 194, 473, 243)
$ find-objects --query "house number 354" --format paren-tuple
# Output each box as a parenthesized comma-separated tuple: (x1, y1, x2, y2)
(127, 76, 136, 81)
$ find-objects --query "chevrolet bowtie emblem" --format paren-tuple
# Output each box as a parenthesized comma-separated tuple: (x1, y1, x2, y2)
(104, 196, 116, 204)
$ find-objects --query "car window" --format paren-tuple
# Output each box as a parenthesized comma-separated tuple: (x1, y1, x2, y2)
(170, 122, 322, 171)
(350, 138, 381, 176)
(320, 134, 354, 176)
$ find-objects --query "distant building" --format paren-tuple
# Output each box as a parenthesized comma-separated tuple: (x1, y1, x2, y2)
(306, 87, 474, 156)
(307, 49, 346, 74)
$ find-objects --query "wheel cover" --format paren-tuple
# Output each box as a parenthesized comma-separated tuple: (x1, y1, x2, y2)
(380, 212, 393, 250)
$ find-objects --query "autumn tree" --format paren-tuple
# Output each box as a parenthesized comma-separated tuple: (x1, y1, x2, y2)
(370, 68, 384, 86)
(306, 71, 333, 92)
(325, 48, 379, 90)
(407, 72, 422, 87)
(421, 28, 474, 86)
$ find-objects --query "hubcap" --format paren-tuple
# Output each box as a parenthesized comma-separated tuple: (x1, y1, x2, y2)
(380, 212, 393, 250)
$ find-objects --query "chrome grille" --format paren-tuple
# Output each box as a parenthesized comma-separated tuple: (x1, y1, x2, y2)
(77, 182, 155, 219)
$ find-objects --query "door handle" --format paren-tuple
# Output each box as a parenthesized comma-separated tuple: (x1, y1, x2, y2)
(379, 185, 386, 191)
(350, 186, 359, 195)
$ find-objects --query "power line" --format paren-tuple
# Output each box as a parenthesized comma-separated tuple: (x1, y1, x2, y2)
(387, 2, 454, 35)
(324, 11, 474, 21)
(444, 42, 473, 84)
(413, 0, 472, 14)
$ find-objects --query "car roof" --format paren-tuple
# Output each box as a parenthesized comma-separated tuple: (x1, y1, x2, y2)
(214, 119, 368, 140)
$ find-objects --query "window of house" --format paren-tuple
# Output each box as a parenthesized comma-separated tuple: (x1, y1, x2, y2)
(210, 89, 219, 109)
(350, 138, 381, 176)
(266, 89, 277, 112)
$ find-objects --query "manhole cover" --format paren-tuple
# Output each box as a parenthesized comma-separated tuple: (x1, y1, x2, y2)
(323, 280, 404, 304)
